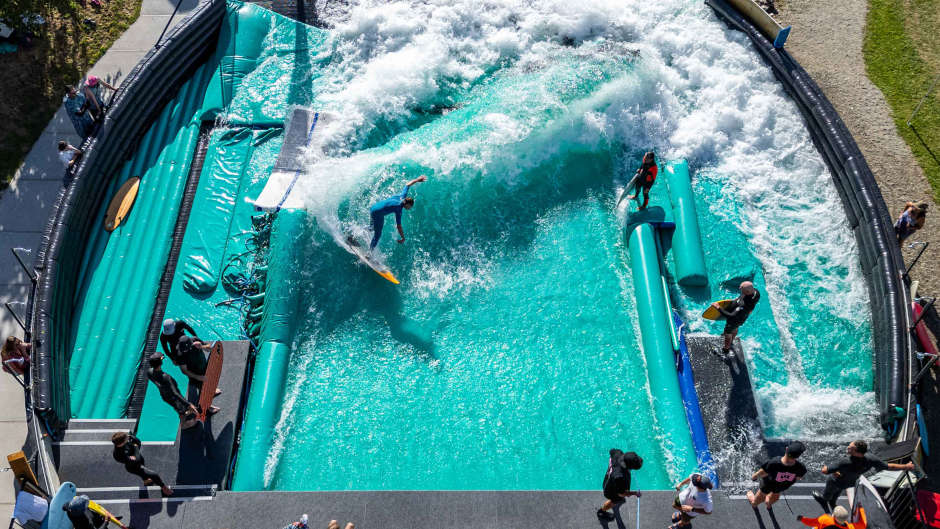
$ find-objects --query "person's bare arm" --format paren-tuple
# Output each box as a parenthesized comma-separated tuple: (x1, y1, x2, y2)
(101, 80, 117, 91)
(406, 175, 427, 187)
(887, 462, 915, 471)
(752, 469, 767, 481)
(179, 364, 205, 382)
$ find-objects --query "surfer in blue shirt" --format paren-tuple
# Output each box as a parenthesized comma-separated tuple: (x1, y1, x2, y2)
(369, 175, 427, 249)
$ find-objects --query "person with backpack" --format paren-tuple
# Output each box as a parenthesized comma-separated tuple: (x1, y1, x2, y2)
(596, 449, 643, 521)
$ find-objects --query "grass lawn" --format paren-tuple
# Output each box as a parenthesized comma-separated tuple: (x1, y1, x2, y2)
(864, 0, 940, 201)
(0, 0, 141, 190)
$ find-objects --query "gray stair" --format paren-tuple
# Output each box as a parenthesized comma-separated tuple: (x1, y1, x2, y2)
(76, 484, 216, 503)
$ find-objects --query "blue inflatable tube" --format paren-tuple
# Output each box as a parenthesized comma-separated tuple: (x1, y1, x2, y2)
(673, 310, 718, 486)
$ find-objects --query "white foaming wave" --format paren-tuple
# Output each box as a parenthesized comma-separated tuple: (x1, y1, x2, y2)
(409, 243, 494, 300)
(757, 379, 880, 441)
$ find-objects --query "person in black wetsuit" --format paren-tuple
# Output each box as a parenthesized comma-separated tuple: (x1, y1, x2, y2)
(597, 449, 643, 521)
(713, 281, 760, 358)
(111, 431, 174, 497)
(147, 353, 206, 428)
(160, 319, 204, 380)
(813, 440, 913, 513)
(747, 441, 807, 511)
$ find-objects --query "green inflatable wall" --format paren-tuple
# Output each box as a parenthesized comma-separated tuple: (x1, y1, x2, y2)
(663, 160, 707, 287)
(626, 222, 697, 468)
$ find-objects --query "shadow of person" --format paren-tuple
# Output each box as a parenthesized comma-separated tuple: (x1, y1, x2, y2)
(766, 506, 782, 529)
(126, 494, 183, 529)
(177, 421, 235, 485)
(751, 505, 768, 529)
(363, 276, 437, 360)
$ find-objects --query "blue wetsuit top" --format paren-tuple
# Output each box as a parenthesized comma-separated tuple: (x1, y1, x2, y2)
(370, 185, 411, 224)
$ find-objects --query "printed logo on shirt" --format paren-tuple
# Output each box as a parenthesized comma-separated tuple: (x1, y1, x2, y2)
(775, 472, 797, 482)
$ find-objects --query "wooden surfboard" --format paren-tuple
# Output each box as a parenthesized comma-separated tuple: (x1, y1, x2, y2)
(104, 176, 140, 232)
(702, 299, 735, 320)
(197, 341, 223, 422)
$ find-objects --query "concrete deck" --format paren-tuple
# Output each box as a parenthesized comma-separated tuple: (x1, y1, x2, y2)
(0, 0, 201, 520)
(87, 490, 840, 529)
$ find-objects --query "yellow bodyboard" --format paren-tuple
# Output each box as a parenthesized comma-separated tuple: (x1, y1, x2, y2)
(702, 299, 736, 320)
(104, 176, 140, 232)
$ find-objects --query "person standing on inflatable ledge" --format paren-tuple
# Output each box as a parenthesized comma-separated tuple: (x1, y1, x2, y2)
(625, 151, 658, 210)
(369, 175, 427, 250)
(713, 281, 760, 358)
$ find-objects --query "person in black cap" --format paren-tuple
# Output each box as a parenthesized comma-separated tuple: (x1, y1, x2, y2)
(597, 449, 643, 521)
(670, 473, 713, 529)
(747, 441, 807, 511)
(160, 318, 204, 382)
(147, 352, 208, 428)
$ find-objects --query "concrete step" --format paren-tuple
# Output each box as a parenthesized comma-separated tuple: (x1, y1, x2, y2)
(76, 484, 216, 502)
(59, 429, 131, 443)
(68, 419, 137, 431)
(54, 441, 181, 487)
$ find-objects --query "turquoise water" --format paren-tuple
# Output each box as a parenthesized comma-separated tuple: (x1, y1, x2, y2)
(229, 0, 878, 489)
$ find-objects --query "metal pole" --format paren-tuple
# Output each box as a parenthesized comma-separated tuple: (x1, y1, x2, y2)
(11, 248, 36, 283)
(154, 0, 185, 49)
(904, 241, 929, 280)
(4, 302, 27, 333)
(911, 354, 938, 387)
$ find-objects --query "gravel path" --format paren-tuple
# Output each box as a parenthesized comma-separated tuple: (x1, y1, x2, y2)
(775, 0, 939, 297)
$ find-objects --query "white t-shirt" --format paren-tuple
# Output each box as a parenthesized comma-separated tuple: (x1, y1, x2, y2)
(678, 482, 713, 517)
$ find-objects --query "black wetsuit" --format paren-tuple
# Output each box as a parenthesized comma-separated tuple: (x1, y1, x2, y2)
(720, 290, 760, 333)
(147, 367, 190, 415)
(160, 320, 197, 363)
(113, 434, 168, 488)
(820, 455, 888, 507)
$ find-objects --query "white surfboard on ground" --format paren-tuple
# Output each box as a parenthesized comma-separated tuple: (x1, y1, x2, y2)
(252, 108, 333, 212)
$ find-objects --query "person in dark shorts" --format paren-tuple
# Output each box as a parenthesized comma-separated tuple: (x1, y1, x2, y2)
(111, 431, 173, 497)
(713, 281, 760, 357)
(147, 353, 209, 428)
(597, 449, 643, 521)
(747, 441, 807, 510)
(813, 440, 914, 513)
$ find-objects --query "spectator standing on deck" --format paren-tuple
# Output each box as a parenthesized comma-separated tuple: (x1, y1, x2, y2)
(713, 281, 760, 359)
(82, 75, 116, 121)
(161, 319, 215, 384)
(58, 141, 82, 170)
(281, 514, 308, 529)
(747, 441, 807, 511)
(813, 440, 913, 513)
(64, 495, 106, 529)
(596, 449, 643, 521)
(1, 336, 30, 382)
(63, 86, 94, 139)
(669, 473, 713, 529)
(111, 432, 173, 497)
(894, 202, 928, 246)
(147, 353, 204, 428)
(797, 505, 867, 529)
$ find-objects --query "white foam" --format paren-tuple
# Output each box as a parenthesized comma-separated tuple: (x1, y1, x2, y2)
(269, 0, 881, 478)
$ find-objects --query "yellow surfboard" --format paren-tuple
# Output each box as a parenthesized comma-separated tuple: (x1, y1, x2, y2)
(338, 236, 400, 284)
(104, 176, 140, 232)
(702, 299, 735, 320)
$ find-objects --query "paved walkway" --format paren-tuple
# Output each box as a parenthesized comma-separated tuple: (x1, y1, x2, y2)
(775, 0, 940, 295)
(0, 0, 199, 520)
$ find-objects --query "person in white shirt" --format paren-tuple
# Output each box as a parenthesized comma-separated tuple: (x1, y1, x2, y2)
(57, 141, 82, 169)
(670, 473, 713, 528)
